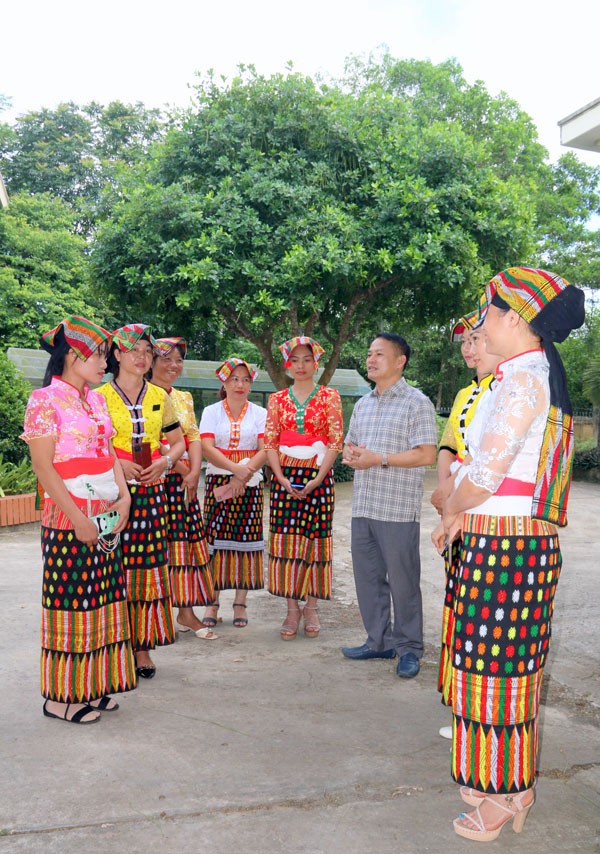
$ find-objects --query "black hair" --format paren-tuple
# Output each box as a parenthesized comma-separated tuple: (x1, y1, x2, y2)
(374, 331, 411, 368)
(40, 326, 70, 387)
(106, 342, 121, 379)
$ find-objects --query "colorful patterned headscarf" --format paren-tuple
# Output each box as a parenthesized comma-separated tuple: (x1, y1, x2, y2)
(40, 316, 111, 361)
(154, 337, 187, 358)
(279, 336, 325, 367)
(216, 357, 258, 383)
(450, 309, 479, 342)
(112, 323, 158, 351)
(476, 267, 583, 337)
(477, 267, 585, 527)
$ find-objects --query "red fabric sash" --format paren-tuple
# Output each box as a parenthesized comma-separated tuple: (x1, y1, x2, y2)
(279, 429, 328, 446)
(495, 477, 535, 497)
(54, 457, 114, 478)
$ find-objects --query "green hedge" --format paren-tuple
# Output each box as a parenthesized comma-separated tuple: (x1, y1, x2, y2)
(0, 351, 33, 465)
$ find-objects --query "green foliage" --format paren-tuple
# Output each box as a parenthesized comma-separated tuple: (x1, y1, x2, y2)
(0, 101, 165, 232)
(333, 455, 354, 483)
(3, 62, 599, 397)
(0, 455, 37, 496)
(573, 447, 600, 478)
(92, 60, 557, 387)
(0, 351, 32, 464)
(582, 357, 600, 408)
(535, 154, 600, 285)
(557, 308, 600, 412)
(0, 193, 107, 346)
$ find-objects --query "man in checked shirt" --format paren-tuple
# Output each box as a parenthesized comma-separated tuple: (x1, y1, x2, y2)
(342, 332, 437, 678)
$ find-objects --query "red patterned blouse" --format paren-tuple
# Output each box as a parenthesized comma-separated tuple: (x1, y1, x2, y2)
(264, 386, 344, 452)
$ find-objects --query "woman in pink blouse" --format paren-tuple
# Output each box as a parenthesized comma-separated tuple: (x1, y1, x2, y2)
(264, 337, 343, 640)
(21, 316, 136, 725)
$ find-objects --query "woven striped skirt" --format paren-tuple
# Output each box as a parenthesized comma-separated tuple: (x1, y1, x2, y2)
(121, 482, 175, 651)
(268, 462, 334, 600)
(203, 475, 264, 591)
(438, 539, 461, 706)
(451, 514, 561, 794)
(40, 525, 136, 702)
(164, 472, 214, 606)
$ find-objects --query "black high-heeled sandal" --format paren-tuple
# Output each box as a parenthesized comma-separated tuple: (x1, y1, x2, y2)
(233, 602, 248, 627)
(202, 603, 220, 627)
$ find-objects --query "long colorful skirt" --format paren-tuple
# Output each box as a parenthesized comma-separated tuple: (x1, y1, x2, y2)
(203, 475, 264, 590)
(121, 482, 175, 651)
(438, 538, 462, 706)
(451, 514, 561, 794)
(40, 521, 136, 702)
(268, 461, 334, 600)
(164, 472, 214, 606)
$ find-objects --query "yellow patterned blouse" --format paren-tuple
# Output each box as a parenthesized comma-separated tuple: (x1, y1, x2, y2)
(439, 373, 494, 462)
(167, 387, 200, 446)
(97, 380, 179, 459)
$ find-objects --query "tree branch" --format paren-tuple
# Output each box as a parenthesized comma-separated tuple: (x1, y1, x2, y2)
(218, 305, 288, 388)
(303, 311, 319, 337)
(319, 274, 400, 385)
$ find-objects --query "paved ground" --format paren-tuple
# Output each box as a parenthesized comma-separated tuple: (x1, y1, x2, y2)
(0, 472, 599, 853)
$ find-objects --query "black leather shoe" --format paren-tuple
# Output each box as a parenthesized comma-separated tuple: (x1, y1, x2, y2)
(341, 643, 396, 660)
(396, 652, 420, 678)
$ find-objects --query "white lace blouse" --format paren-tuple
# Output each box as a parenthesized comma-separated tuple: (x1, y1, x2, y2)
(455, 350, 550, 516)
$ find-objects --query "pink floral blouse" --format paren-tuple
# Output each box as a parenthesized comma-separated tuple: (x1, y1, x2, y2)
(21, 376, 114, 463)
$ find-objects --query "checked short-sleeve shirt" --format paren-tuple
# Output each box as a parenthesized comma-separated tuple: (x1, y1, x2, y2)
(346, 378, 437, 522)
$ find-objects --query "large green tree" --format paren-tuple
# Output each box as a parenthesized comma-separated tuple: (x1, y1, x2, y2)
(92, 61, 556, 387)
(0, 193, 105, 346)
(0, 101, 165, 231)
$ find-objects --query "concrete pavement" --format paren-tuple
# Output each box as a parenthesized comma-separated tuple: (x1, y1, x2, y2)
(0, 473, 598, 852)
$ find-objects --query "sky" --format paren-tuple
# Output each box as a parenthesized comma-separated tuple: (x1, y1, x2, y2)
(1, 0, 599, 166)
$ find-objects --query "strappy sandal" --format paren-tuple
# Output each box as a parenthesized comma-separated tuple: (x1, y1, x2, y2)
(453, 790, 535, 841)
(460, 786, 486, 807)
(89, 696, 119, 712)
(461, 779, 536, 808)
(202, 603, 220, 628)
(43, 700, 100, 725)
(233, 602, 248, 628)
(176, 621, 218, 639)
(280, 606, 302, 640)
(303, 604, 320, 638)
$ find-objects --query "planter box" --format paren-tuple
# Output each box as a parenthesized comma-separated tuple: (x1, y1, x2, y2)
(0, 492, 42, 527)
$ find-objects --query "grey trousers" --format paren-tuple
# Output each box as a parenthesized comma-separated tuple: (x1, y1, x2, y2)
(350, 517, 424, 657)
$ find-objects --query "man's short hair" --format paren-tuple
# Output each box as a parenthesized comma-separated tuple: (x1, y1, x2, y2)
(374, 332, 411, 368)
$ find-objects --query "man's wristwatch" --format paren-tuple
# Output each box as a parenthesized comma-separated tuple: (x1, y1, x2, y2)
(165, 454, 173, 473)
(381, 453, 389, 469)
